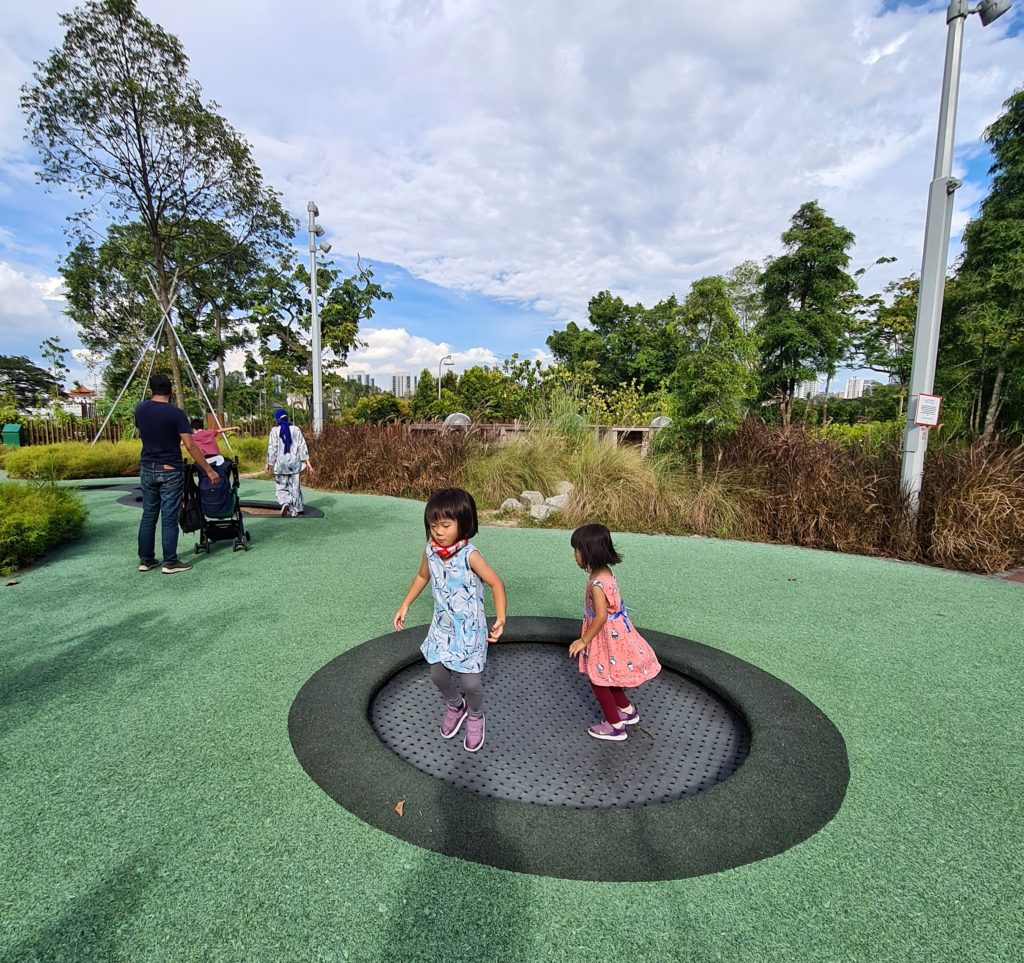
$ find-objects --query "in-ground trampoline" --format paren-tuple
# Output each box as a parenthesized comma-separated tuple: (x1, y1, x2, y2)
(289, 617, 849, 882)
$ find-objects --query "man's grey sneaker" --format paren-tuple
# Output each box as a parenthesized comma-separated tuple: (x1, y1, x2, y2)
(138, 559, 160, 572)
(162, 559, 192, 574)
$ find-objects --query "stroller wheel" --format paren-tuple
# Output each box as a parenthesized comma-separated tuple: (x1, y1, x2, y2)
(233, 540, 242, 552)
(245, 532, 252, 543)
(194, 544, 201, 555)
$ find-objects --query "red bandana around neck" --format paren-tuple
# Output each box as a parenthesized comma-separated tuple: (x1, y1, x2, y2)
(431, 538, 467, 560)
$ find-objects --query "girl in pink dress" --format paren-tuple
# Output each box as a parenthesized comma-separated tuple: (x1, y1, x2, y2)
(568, 524, 661, 741)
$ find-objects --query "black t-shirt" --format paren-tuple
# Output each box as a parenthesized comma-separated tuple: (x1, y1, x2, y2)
(135, 400, 191, 467)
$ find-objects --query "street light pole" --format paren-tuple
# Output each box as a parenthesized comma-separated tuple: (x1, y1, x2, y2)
(899, 0, 1012, 515)
(307, 202, 323, 435)
(438, 354, 453, 401)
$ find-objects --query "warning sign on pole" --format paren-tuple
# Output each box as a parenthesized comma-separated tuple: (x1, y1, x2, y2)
(914, 393, 942, 427)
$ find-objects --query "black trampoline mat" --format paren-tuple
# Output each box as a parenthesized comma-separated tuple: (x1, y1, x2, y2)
(114, 486, 323, 518)
(370, 643, 749, 810)
(289, 617, 849, 881)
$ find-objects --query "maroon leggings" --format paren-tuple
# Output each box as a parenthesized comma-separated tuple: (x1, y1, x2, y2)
(590, 682, 631, 724)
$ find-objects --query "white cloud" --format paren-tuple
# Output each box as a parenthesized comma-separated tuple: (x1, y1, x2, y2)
(2, 0, 1023, 335)
(346, 326, 499, 379)
(0, 260, 65, 333)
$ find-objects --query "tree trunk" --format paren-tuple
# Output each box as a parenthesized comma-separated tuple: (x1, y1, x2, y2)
(153, 255, 184, 402)
(981, 363, 1005, 445)
(781, 392, 792, 429)
(822, 373, 832, 423)
(695, 437, 704, 477)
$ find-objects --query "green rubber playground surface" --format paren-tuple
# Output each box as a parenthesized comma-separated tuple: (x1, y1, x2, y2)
(1, 479, 1021, 962)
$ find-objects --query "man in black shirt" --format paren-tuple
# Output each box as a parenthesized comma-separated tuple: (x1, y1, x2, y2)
(135, 374, 220, 574)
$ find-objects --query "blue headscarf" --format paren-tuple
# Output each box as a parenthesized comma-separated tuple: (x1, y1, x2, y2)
(273, 407, 293, 454)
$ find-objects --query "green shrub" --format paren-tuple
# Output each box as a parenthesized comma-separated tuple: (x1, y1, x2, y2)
(227, 435, 268, 473)
(813, 420, 902, 453)
(5, 441, 143, 480)
(0, 482, 88, 574)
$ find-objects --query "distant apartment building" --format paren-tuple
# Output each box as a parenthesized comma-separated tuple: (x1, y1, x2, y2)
(348, 372, 376, 388)
(795, 378, 821, 400)
(843, 377, 865, 400)
(391, 372, 418, 398)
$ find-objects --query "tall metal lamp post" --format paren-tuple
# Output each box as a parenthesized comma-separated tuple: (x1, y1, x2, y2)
(900, 0, 1012, 515)
(437, 354, 453, 401)
(307, 202, 332, 435)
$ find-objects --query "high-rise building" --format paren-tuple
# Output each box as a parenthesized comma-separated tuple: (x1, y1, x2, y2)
(391, 373, 418, 398)
(843, 377, 865, 400)
(795, 378, 821, 400)
(348, 372, 376, 388)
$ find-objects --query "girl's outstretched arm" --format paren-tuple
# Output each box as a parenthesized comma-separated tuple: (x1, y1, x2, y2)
(468, 551, 507, 642)
(568, 582, 608, 657)
(393, 552, 430, 630)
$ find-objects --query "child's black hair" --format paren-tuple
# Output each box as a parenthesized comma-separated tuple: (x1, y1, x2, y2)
(424, 487, 479, 540)
(571, 524, 622, 570)
(190, 417, 204, 430)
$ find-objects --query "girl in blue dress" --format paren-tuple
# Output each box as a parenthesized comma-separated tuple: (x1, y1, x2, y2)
(394, 488, 506, 752)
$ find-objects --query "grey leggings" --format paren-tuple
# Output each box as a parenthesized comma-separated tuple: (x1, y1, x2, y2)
(429, 662, 484, 716)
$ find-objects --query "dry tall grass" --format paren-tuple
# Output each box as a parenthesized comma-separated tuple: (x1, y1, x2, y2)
(305, 420, 1024, 574)
(307, 424, 476, 499)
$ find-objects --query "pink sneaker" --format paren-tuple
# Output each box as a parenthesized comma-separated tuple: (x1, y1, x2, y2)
(618, 706, 640, 725)
(464, 714, 485, 752)
(588, 720, 627, 741)
(440, 698, 468, 739)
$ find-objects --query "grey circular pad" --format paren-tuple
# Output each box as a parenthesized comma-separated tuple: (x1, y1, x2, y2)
(371, 643, 749, 810)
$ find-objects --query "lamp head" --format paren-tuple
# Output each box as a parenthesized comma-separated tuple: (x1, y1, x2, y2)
(318, 241, 332, 254)
(977, 0, 1011, 25)
(314, 224, 325, 237)
(307, 201, 319, 215)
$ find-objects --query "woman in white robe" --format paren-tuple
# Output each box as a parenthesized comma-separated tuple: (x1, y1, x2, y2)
(266, 408, 311, 516)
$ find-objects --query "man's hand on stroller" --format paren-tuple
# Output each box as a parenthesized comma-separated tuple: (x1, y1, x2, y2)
(205, 468, 221, 485)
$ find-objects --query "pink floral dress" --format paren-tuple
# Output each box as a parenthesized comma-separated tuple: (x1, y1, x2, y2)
(578, 574, 661, 687)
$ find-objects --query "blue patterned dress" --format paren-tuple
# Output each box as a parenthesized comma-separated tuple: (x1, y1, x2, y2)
(421, 541, 488, 673)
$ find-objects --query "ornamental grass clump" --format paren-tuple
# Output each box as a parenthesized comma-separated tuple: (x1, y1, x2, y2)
(920, 442, 1024, 573)
(307, 423, 476, 499)
(5, 441, 142, 480)
(0, 482, 87, 574)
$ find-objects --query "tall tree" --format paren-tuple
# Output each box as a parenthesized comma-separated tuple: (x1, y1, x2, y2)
(758, 201, 857, 427)
(39, 337, 71, 394)
(0, 356, 62, 409)
(851, 274, 918, 418)
(725, 260, 764, 336)
(249, 256, 392, 415)
(669, 276, 753, 473)
(21, 0, 293, 401)
(944, 87, 1024, 443)
(547, 291, 681, 394)
(411, 369, 437, 420)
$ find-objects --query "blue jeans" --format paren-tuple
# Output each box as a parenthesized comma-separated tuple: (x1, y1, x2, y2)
(138, 463, 185, 563)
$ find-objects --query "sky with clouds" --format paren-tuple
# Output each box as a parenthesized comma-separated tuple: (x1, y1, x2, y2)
(0, 0, 1022, 391)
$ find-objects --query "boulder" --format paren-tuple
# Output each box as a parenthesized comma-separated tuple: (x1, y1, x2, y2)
(553, 481, 575, 496)
(519, 490, 544, 508)
(544, 493, 569, 509)
(499, 498, 524, 514)
(530, 504, 556, 522)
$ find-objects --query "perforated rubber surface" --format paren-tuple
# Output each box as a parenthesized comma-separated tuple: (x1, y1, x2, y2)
(370, 642, 750, 810)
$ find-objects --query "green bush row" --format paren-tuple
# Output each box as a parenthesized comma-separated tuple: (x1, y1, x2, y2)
(0, 483, 88, 575)
(4, 437, 269, 480)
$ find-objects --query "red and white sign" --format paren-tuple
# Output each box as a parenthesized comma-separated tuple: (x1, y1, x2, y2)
(914, 393, 942, 427)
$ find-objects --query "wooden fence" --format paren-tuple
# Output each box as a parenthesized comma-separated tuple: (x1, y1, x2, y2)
(20, 418, 126, 445)
(404, 422, 662, 455)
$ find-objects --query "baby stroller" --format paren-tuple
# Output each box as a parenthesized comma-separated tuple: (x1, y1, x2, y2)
(182, 457, 252, 554)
